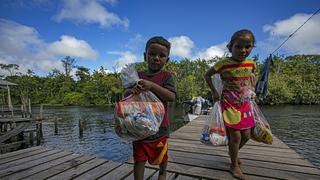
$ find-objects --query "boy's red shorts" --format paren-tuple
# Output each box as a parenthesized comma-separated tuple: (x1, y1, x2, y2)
(133, 136, 168, 165)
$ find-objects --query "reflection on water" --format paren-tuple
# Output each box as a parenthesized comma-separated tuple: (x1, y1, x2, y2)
(39, 105, 185, 162)
(37, 105, 319, 167)
(262, 105, 320, 167)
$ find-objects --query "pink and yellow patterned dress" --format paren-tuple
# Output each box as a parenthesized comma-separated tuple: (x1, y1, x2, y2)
(212, 58, 256, 130)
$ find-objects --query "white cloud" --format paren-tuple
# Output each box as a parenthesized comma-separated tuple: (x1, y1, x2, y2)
(108, 51, 142, 71)
(0, 19, 98, 76)
(0, 19, 58, 75)
(169, 36, 194, 58)
(48, 35, 98, 60)
(125, 34, 145, 51)
(54, 0, 129, 29)
(195, 42, 228, 60)
(261, 13, 320, 54)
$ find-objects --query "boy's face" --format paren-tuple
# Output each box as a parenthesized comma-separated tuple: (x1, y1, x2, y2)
(231, 35, 253, 61)
(144, 43, 169, 73)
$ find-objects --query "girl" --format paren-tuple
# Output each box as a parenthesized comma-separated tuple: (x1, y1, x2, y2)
(204, 29, 256, 180)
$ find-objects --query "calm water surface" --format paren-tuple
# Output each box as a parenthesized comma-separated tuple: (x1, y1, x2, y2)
(37, 105, 320, 167)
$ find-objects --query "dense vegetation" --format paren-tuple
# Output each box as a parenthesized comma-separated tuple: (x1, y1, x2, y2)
(1, 55, 319, 106)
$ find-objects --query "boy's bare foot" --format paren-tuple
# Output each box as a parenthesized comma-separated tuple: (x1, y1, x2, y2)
(230, 165, 247, 180)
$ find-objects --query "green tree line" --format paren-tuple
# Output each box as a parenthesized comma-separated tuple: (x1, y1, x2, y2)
(1, 55, 319, 106)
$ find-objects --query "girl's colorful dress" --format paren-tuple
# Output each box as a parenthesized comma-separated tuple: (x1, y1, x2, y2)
(212, 58, 256, 130)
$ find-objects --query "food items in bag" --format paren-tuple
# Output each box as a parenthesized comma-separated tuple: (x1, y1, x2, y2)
(251, 121, 273, 144)
(115, 92, 165, 141)
(250, 101, 273, 144)
(117, 101, 164, 117)
(200, 125, 228, 146)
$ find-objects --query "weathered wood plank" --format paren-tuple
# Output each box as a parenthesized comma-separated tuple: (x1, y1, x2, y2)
(168, 145, 319, 175)
(0, 149, 62, 170)
(0, 151, 78, 178)
(169, 139, 305, 160)
(169, 150, 320, 179)
(98, 163, 133, 179)
(123, 167, 157, 180)
(23, 155, 95, 180)
(0, 146, 44, 164)
(47, 158, 107, 180)
(73, 161, 122, 180)
(0, 122, 30, 143)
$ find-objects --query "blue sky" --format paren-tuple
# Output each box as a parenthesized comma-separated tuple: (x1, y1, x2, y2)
(0, 0, 319, 76)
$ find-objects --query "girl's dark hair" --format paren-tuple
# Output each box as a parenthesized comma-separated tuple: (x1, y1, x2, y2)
(226, 29, 255, 52)
(145, 36, 171, 53)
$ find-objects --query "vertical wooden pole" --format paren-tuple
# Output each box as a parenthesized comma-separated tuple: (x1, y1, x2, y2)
(54, 118, 58, 135)
(28, 98, 32, 118)
(79, 120, 83, 138)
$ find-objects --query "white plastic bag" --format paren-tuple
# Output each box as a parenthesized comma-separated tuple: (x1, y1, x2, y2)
(200, 74, 228, 146)
(115, 64, 165, 141)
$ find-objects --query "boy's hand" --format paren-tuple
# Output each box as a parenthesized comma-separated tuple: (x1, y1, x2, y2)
(132, 80, 154, 94)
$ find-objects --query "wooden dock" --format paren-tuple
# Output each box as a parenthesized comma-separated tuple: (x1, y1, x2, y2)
(0, 115, 319, 179)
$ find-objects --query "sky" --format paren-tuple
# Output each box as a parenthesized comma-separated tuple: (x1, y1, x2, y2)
(0, 0, 319, 76)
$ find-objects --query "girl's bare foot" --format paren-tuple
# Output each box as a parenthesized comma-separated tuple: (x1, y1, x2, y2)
(230, 165, 247, 180)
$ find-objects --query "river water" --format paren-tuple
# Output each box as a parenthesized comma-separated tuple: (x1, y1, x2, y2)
(36, 105, 320, 167)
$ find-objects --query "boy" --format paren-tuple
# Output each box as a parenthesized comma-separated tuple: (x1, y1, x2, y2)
(128, 36, 176, 180)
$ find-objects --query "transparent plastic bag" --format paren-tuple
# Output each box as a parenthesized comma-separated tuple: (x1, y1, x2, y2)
(200, 74, 228, 146)
(250, 101, 273, 144)
(115, 64, 165, 141)
(120, 63, 139, 88)
(115, 92, 165, 141)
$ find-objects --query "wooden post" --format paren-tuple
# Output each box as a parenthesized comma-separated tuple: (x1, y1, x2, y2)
(36, 123, 41, 145)
(40, 104, 43, 119)
(29, 131, 34, 146)
(28, 98, 32, 118)
(54, 118, 58, 135)
(79, 119, 83, 138)
(21, 104, 24, 118)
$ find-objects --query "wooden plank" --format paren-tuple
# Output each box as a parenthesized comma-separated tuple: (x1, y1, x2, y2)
(23, 155, 95, 180)
(1, 151, 76, 180)
(98, 163, 133, 179)
(0, 151, 78, 178)
(169, 139, 302, 159)
(148, 172, 176, 180)
(0, 122, 30, 143)
(169, 145, 319, 174)
(74, 161, 122, 180)
(169, 150, 320, 180)
(0, 149, 62, 170)
(0, 147, 49, 165)
(175, 175, 199, 180)
(123, 167, 157, 180)
(47, 158, 107, 180)
(0, 146, 42, 159)
(146, 162, 273, 180)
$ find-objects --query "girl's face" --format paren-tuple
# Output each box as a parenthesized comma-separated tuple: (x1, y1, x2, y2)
(144, 43, 169, 73)
(231, 34, 254, 62)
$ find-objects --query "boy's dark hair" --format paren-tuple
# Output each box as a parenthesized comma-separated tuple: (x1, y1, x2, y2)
(145, 36, 171, 53)
(227, 29, 256, 52)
